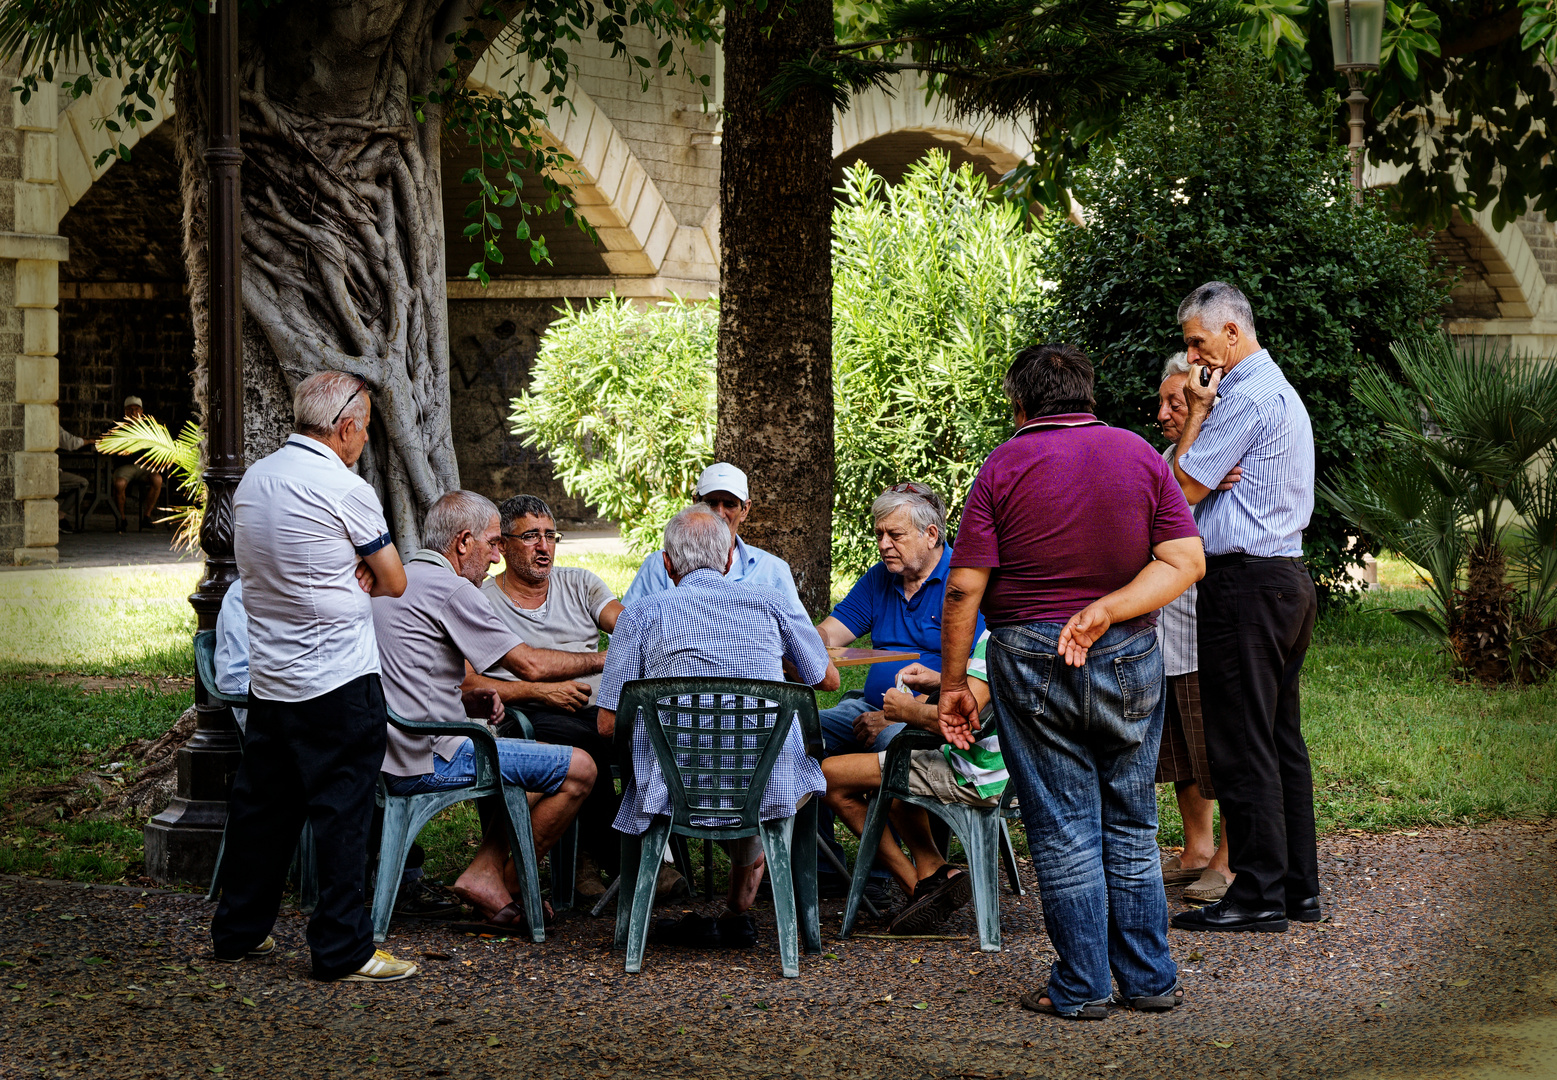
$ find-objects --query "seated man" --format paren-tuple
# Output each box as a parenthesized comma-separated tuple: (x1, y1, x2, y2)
(214, 576, 250, 731)
(56, 425, 92, 530)
(375, 490, 602, 931)
(815, 483, 985, 755)
(597, 504, 840, 939)
(462, 493, 625, 898)
(821, 632, 1002, 934)
(110, 396, 164, 532)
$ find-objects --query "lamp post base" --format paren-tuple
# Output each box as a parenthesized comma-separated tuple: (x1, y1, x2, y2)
(143, 712, 241, 886)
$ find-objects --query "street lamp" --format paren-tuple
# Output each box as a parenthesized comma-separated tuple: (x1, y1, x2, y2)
(1328, 0, 1384, 201)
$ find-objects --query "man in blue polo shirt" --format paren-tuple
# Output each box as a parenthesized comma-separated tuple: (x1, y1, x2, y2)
(816, 482, 985, 755)
(621, 462, 809, 623)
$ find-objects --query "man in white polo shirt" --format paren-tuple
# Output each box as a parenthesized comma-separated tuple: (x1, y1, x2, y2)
(211, 370, 417, 983)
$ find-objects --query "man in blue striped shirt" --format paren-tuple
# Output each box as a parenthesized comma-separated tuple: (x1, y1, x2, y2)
(1166, 282, 1322, 935)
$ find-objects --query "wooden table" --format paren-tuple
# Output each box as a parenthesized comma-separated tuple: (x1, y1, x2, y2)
(827, 646, 920, 667)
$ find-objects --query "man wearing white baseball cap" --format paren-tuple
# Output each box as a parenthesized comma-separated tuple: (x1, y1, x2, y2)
(620, 462, 809, 624)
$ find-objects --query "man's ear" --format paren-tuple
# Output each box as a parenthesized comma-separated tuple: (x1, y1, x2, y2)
(663, 550, 678, 585)
(724, 546, 735, 574)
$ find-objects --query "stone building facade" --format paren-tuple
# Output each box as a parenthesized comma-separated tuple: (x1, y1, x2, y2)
(0, 44, 1552, 561)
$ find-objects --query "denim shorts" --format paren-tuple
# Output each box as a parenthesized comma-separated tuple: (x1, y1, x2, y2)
(384, 737, 573, 797)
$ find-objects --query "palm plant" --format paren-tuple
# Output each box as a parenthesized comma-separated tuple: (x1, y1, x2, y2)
(94, 416, 205, 553)
(1320, 334, 1557, 683)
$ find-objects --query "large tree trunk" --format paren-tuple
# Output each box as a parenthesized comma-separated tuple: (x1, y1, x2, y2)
(717, 0, 835, 616)
(180, 0, 473, 549)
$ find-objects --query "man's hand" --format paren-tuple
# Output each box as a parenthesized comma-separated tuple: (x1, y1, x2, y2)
(937, 685, 980, 750)
(893, 662, 941, 694)
(461, 687, 503, 724)
(537, 680, 592, 712)
(355, 560, 376, 594)
(1186, 363, 1222, 415)
(1218, 465, 1243, 491)
(597, 708, 616, 738)
(852, 709, 896, 746)
(881, 687, 927, 724)
(1057, 600, 1113, 667)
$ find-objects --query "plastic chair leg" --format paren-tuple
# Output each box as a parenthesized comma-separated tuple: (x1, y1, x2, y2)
(297, 822, 319, 915)
(624, 820, 670, 974)
(840, 794, 893, 939)
(962, 814, 1004, 953)
(669, 834, 695, 887)
(613, 832, 641, 950)
(759, 817, 800, 978)
(551, 820, 578, 912)
(793, 799, 822, 954)
(999, 817, 1026, 895)
(371, 802, 419, 943)
(500, 787, 545, 943)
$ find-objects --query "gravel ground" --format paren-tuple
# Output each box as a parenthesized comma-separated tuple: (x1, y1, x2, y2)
(1, 822, 1552, 1080)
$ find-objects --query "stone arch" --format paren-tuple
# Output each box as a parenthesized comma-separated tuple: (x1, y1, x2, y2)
(465, 55, 680, 276)
(54, 75, 176, 215)
(1432, 207, 1548, 322)
(833, 74, 1030, 182)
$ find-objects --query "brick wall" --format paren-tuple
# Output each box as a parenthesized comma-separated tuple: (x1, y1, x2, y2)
(0, 259, 19, 551)
(1517, 213, 1557, 294)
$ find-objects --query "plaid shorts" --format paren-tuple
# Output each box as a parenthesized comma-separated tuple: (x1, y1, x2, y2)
(1155, 672, 1215, 799)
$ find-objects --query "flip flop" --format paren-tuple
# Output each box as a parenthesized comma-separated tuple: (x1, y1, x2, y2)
(444, 901, 536, 938)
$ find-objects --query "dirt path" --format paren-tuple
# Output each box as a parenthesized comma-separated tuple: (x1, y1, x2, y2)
(0, 822, 1552, 1079)
(10, 673, 195, 695)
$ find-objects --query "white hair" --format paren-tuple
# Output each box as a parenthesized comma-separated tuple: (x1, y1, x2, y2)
(663, 504, 731, 577)
(293, 370, 369, 437)
(1161, 351, 1191, 381)
(870, 486, 945, 540)
(423, 490, 499, 555)
(1177, 281, 1257, 339)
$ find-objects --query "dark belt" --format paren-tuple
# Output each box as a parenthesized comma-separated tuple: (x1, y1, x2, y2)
(1204, 552, 1307, 570)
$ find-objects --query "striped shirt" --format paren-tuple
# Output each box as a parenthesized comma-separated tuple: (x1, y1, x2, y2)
(944, 631, 1007, 799)
(1177, 350, 1314, 558)
(599, 568, 831, 833)
(1156, 445, 1201, 676)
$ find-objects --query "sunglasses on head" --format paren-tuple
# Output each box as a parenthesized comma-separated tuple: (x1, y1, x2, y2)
(331, 376, 368, 427)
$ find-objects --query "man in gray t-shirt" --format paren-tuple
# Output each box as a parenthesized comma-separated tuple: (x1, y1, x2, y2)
(462, 494, 625, 895)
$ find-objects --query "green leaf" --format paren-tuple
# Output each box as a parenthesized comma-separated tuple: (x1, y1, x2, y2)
(1392, 608, 1447, 640)
(240, 997, 256, 1007)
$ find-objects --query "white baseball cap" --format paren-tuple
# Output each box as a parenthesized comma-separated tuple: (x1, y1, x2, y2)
(695, 462, 749, 502)
(124, 395, 143, 409)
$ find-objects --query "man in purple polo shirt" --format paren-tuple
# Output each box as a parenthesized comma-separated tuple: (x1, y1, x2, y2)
(938, 343, 1204, 1020)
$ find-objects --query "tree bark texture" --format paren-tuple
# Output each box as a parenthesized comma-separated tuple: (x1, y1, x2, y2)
(178, 1, 476, 548)
(716, 0, 836, 616)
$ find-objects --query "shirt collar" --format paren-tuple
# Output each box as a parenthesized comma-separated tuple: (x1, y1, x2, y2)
(733, 535, 755, 571)
(1218, 349, 1272, 390)
(407, 548, 455, 574)
(890, 542, 951, 590)
(286, 433, 341, 465)
(679, 567, 728, 588)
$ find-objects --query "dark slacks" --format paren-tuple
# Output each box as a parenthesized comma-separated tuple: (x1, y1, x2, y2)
(1197, 556, 1319, 910)
(211, 674, 387, 979)
(522, 705, 619, 874)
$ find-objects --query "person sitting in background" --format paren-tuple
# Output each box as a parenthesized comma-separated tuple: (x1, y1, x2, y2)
(214, 577, 250, 732)
(55, 426, 92, 531)
(110, 396, 164, 533)
(462, 493, 625, 899)
(596, 505, 840, 945)
(375, 490, 601, 934)
(821, 632, 1003, 934)
(815, 483, 985, 756)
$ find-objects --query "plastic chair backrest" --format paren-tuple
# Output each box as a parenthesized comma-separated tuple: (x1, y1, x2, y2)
(193, 629, 246, 708)
(616, 677, 819, 839)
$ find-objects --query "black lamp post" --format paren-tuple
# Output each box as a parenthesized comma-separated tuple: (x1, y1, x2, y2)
(1328, 0, 1384, 202)
(143, 0, 244, 884)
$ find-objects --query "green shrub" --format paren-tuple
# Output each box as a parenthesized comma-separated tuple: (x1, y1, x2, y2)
(1043, 46, 1451, 603)
(831, 154, 1049, 577)
(508, 295, 717, 555)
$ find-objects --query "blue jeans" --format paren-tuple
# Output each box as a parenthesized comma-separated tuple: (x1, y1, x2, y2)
(384, 737, 573, 797)
(988, 621, 1175, 1014)
(819, 692, 906, 757)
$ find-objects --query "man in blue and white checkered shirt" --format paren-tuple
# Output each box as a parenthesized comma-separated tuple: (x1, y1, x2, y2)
(597, 504, 840, 920)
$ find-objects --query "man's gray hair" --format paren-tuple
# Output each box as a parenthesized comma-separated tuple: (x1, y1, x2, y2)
(423, 490, 499, 555)
(663, 504, 731, 578)
(1177, 281, 1257, 338)
(498, 494, 554, 534)
(871, 485, 946, 541)
(1161, 350, 1191, 381)
(294, 370, 369, 436)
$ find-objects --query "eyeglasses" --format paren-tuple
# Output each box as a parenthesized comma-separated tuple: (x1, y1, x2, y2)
(331, 377, 368, 428)
(502, 529, 563, 546)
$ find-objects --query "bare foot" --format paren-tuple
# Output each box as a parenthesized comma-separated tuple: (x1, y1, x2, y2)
(449, 873, 514, 919)
(725, 856, 766, 914)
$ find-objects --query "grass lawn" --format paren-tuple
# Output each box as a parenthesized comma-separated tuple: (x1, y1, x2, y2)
(0, 559, 1551, 888)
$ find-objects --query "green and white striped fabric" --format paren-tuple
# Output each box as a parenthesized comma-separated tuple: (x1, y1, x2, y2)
(942, 631, 1007, 799)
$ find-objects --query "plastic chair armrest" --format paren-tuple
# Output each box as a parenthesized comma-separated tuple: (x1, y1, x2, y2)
(504, 706, 536, 740)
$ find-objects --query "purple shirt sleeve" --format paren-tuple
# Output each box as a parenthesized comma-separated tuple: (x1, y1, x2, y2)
(1151, 455, 1203, 545)
(948, 466, 1000, 568)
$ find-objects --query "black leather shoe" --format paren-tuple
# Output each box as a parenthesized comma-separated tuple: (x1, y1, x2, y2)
(1287, 895, 1323, 922)
(1171, 899, 1288, 933)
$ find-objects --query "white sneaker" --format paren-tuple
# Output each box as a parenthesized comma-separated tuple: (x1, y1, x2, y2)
(336, 949, 419, 982)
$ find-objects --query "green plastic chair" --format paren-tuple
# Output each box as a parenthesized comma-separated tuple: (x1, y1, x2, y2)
(370, 706, 548, 944)
(611, 678, 823, 978)
(194, 630, 318, 912)
(838, 712, 1008, 952)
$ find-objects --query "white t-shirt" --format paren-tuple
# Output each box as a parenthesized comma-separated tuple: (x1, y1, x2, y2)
(233, 434, 394, 702)
(480, 568, 615, 701)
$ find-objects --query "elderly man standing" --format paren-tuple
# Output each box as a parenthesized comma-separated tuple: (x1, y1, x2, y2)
(940, 343, 1204, 1019)
(1166, 282, 1321, 935)
(597, 505, 839, 940)
(212, 371, 415, 983)
(376, 491, 599, 931)
(460, 493, 625, 897)
(815, 483, 984, 756)
(621, 462, 808, 621)
(1155, 353, 1236, 902)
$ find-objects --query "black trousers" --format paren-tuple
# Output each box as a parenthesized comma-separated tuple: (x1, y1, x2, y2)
(211, 674, 387, 979)
(1197, 556, 1320, 910)
(518, 705, 620, 875)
